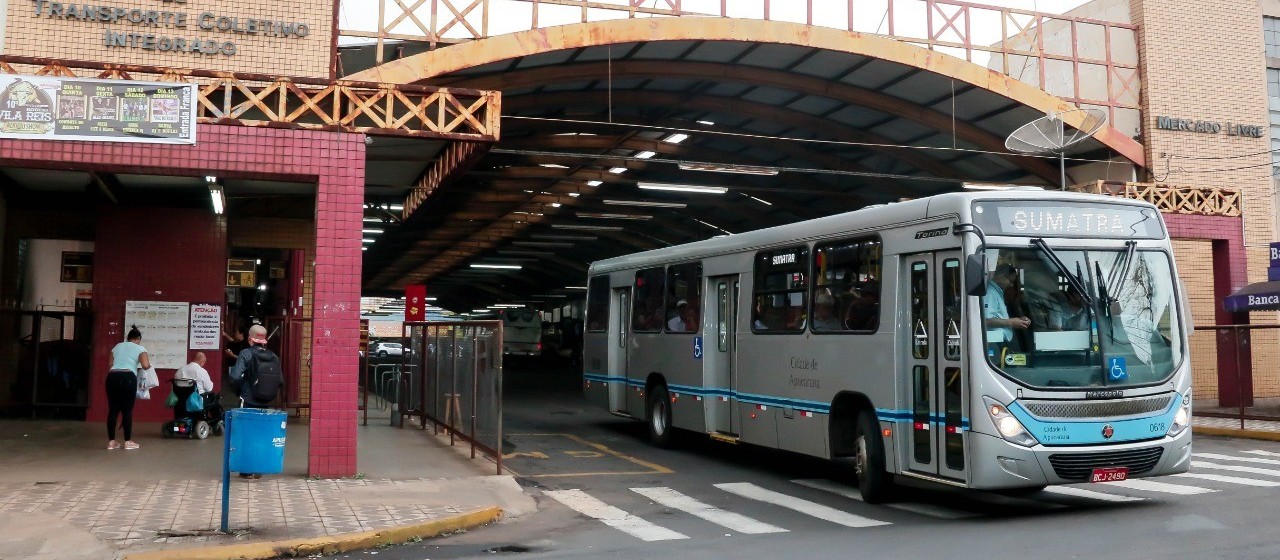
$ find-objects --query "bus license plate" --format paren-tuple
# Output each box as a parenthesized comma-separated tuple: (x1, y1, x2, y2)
(1090, 467, 1128, 483)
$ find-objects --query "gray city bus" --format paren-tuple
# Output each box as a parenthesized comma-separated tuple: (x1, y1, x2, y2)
(583, 190, 1192, 502)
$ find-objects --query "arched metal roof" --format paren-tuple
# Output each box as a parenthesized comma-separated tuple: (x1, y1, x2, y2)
(351, 19, 1144, 313)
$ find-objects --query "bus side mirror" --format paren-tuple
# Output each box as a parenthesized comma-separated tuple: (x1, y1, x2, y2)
(965, 254, 987, 297)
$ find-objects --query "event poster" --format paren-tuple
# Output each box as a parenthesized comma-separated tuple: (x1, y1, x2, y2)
(124, 301, 190, 369)
(0, 75, 196, 144)
(188, 303, 222, 350)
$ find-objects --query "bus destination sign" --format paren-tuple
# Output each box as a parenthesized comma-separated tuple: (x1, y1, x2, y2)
(973, 201, 1164, 239)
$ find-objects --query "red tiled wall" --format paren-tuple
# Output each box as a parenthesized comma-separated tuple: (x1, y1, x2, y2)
(90, 208, 227, 423)
(0, 124, 365, 477)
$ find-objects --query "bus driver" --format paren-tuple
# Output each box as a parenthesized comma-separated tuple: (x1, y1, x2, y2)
(984, 264, 1031, 346)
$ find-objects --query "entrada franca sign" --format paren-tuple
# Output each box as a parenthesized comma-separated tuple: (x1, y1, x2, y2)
(1155, 116, 1264, 138)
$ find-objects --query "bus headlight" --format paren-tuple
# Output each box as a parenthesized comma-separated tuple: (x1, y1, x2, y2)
(1167, 391, 1192, 437)
(984, 397, 1038, 447)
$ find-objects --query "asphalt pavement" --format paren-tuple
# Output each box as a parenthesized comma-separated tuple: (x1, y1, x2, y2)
(325, 358, 1280, 560)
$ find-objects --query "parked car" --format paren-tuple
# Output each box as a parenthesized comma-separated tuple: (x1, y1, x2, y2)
(370, 341, 405, 358)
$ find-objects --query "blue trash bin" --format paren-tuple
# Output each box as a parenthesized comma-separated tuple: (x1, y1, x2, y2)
(226, 408, 287, 474)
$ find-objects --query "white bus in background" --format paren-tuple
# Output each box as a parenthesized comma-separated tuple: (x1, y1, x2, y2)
(583, 190, 1192, 502)
(501, 308, 543, 357)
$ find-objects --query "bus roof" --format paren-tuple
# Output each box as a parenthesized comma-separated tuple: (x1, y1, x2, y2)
(588, 190, 1159, 275)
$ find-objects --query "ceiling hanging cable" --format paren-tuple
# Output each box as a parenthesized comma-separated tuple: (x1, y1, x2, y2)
(503, 115, 1122, 165)
(607, 45, 613, 124)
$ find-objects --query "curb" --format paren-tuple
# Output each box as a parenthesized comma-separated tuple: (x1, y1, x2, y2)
(1193, 425, 1280, 442)
(122, 506, 502, 560)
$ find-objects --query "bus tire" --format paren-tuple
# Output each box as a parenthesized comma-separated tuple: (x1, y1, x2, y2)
(855, 410, 893, 503)
(647, 384, 674, 448)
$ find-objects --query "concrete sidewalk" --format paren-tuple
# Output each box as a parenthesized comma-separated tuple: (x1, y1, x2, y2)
(0, 419, 534, 560)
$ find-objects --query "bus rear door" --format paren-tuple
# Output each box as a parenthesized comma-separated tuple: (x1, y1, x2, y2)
(706, 275, 739, 436)
(902, 251, 968, 482)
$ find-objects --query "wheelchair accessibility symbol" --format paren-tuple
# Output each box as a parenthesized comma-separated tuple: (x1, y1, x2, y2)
(1108, 357, 1128, 381)
(693, 336, 703, 360)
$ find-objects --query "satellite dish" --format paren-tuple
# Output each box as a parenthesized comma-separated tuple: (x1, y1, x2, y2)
(1005, 108, 1107, 190)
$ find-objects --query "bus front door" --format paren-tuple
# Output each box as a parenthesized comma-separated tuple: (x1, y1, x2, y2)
(903, 251, 968, 482)
(706, 275, 739, 435)
(613, 287, 633, 415)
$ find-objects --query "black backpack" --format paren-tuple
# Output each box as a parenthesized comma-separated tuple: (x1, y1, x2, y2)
(245, 346, 283, 404)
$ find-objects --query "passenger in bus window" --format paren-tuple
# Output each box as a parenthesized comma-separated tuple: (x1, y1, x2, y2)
(844, 284, 878, 330)
(668, 299, 690, 332)
(984, 265, 1031, 343)
(812, 291, 841, 331)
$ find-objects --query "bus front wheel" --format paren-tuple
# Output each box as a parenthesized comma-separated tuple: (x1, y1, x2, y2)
(647, 384, 674, 448)
(854, 410, 893, 503)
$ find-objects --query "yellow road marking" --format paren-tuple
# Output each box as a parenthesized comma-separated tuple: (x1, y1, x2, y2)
(504, 433, 674, 477)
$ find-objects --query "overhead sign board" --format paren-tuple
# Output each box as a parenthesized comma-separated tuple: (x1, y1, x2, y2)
(972, 201, 1165, 239)
(0, 75, 195, 144)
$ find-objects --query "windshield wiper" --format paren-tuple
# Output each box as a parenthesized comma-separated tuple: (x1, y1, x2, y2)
(1031, 238, 1094, 306)
(1104, 241, 1138, 305)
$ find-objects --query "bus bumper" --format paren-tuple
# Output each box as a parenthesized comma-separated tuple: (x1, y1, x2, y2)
(967, 428, 1192, 489)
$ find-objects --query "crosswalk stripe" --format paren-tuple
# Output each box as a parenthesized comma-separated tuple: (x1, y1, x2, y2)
(631, 487, 787, 534)
(1041, 485, 1144, 502)
(791, 479, 978, 519)
(544, 489, 688, 541)
(1191, 460, 1280, 477)
(1193, 452, 1280, 466)
(1102, 478, 1216, 495)
(1243, 450, 1280, 458)
(1173, 472, 1280, 487)
(715, 482, 890, 528)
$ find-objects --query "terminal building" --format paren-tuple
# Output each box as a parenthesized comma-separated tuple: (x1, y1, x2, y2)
(0, 0, 1274, 476)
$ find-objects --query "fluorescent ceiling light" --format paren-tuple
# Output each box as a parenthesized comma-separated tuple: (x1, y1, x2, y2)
(471, 309, 490, 313)
(209, 188, 225, 215)
(678, 162, 778, 176)
(604, 199, 687, 209)
(362, 238, 375, 243)
(696, 120, 715, 126)
(568, 192, 580, 197)
(638, 182, 728, 194)
(635, 150, 657, 159)
(363, 217, 384, 222)
(512, 241, 574, 248)
(576, 212, 652, 220)
(564, 286, 588, 290)
(550, 203, 562, 208)
(470, 263, 522, 269)
(608, 167, 627, 174)
(492, 304, 523, 308)
(362, 228, 384, 234)
(498, 249, 554, 256)
(426, 297, 437, 301)
(361, 247, 368, 251)
(539, 163, 569, 168)
(551, 224, 624, 231)
(586, 180, 603, 187)
(388, 204, 404, 211)
(531, 234, 598, 241)
(663, 133, 689, 144)
(745, 195, 773, 206)
(204, 175, 217, 184)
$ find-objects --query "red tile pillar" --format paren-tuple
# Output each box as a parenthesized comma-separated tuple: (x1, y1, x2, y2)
(308, 138, 366, 477)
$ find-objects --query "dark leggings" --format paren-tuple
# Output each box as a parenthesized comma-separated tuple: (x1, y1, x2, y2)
(106, 370, 137, 441)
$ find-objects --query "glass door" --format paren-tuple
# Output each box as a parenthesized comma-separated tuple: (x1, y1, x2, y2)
(903, 251, 968, 481)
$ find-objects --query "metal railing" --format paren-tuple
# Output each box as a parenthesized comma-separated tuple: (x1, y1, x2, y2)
(342, 0, 1140, 124)
(1192, 324, 1280, 429)
(0, 55, 501, 141)
(399, 320, 503, 474)
(1070, 181, 1243, 217)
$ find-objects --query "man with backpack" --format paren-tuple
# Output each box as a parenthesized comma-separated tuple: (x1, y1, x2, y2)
(229, 324, 284, 479)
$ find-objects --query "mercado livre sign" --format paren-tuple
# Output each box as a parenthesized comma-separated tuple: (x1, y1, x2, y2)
(29, 0, 312, 57)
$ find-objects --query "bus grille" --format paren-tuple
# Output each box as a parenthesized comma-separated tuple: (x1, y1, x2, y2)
(1023, 396, 1171, 420)
(1047, 447, 1164, 480)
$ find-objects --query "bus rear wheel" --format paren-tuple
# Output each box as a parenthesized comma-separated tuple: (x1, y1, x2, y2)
(647, 384, 674, 448)
(854, 410, 893, 503)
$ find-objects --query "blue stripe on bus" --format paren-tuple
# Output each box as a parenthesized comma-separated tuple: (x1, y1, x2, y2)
(583, 373, 968, 426)
(1007, 396, 1180, 446)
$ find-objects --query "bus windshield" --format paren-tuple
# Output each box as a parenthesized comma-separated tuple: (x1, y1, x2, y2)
(980, 246, 1183, 389)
